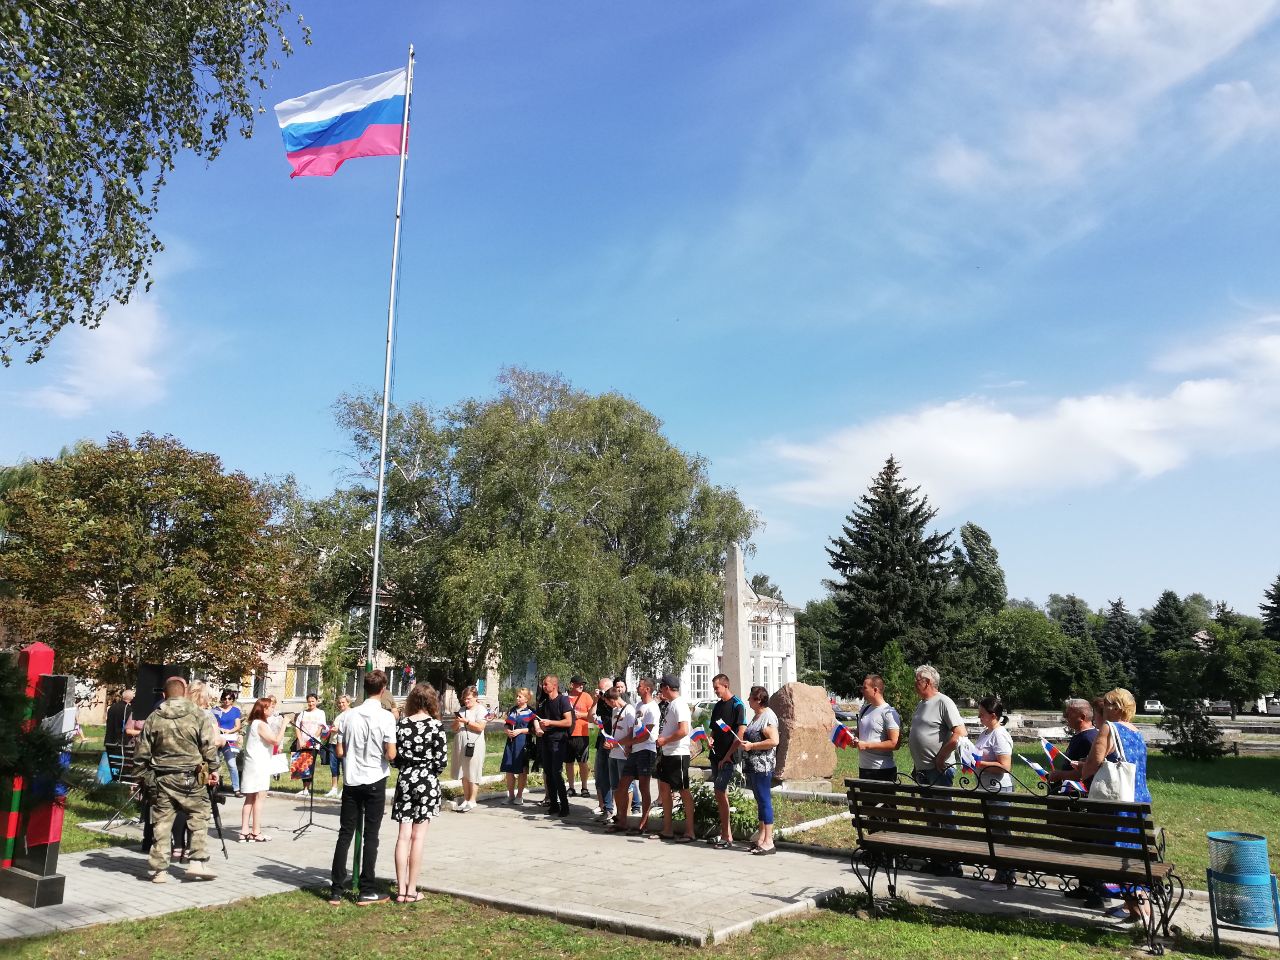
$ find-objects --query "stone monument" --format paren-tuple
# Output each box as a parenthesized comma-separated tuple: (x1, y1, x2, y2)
(721, 542, 751, 699)
(769, 682, 836, 782)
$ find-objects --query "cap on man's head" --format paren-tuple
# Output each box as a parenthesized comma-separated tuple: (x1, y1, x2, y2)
(659, 673, 680, 691)
(570, 675, 586, 686)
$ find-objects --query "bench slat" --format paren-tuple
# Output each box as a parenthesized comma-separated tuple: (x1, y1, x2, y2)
(849, 789, 1155, 831)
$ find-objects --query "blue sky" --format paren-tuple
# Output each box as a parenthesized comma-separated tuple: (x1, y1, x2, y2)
(5, 0, 1280, 617)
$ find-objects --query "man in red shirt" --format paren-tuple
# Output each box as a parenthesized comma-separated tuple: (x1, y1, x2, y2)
(564, 676, 594, 798)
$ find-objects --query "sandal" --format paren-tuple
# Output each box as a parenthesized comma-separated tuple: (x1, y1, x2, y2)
(710, 838, 732, 849)
(751, 846, 777, 856)
(403, 892, 424, 903)
(248, 833, 272, 842)
(237, 834, 253, 843)
(674, 835, 695, 844)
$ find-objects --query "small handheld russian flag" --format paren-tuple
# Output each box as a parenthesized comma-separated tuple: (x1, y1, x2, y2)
(713, 718, 741, 740)
(633, 722, 651, 741)
(1061, 778, 1088, 794)
(1018, 755, 1050, 781)
(830, 724, 855, 749)
(690, 727, 709, 744)
(1042, 738, 1066, 768)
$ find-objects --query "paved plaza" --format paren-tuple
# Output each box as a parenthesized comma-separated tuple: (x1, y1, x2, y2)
(0, 788, 1273, 950)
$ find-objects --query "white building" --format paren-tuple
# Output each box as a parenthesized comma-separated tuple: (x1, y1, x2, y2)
(678, 579, 797, 701)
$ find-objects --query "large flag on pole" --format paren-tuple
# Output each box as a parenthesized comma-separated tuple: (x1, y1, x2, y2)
(274, 68, 409, 178)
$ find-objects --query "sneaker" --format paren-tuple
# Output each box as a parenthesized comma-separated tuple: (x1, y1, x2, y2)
(516, 796, 525, 806)
(452, 799, 465, 812)
(186, 860, 217, 881)
(979, 881, 1011, 892)
(356, 890, 390, 906)
(630, 806, 642, 816)
(328, 889, 345, 906)
(506, 795, 517, 805)
(149, 870, 169, 884)
(325, 788, 339, 798)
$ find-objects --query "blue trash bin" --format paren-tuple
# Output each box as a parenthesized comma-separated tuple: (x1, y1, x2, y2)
(1206, 831, 1279, 941)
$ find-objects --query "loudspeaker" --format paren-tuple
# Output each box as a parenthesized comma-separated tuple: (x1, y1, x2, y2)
(132, 663, 191, 720)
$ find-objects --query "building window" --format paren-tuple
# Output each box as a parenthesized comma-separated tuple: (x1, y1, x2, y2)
(762, 662, 771, 692)
(751, 622, 768, 649)
(388, 666, 415, 698)
(477, 678, 487, 696)
(290, 665, 322, 699)
(252, 668, 269, 699)
(342, 670, 361, 700)
(776, 622, 786, 650)
(691, 664, 709, 700)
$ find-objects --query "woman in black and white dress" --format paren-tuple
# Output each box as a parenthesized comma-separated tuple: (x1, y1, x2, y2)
(392, 682, 448, 903)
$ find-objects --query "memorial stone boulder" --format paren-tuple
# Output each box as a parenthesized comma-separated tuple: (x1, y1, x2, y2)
(769, 682, 836, 782)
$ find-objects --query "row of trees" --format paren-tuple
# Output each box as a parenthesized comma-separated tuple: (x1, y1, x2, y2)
(0, 370, 755, 692)
(797, 457, 1280, 713)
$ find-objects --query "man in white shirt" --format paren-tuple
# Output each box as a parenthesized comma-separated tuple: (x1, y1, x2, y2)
(654, 673, 695, 842)
(613, 677, 660, 834)
(328, 670, 397, 906)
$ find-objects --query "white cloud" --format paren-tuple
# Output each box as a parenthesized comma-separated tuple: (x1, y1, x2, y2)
(23, 299, 170, 418)
(1199, 79, 1280, 150)
(767, 319, 1280, 510)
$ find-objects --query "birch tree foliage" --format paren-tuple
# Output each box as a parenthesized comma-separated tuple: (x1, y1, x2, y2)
(0, 0, 308, 365)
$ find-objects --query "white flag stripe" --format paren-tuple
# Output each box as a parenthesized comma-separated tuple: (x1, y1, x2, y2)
(274, 68, 406, 129)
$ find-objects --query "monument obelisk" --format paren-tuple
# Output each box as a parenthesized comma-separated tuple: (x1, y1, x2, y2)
(721, 542, 751, 696)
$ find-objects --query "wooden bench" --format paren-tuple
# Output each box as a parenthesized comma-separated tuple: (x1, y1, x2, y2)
(845, 777, 1185, 954)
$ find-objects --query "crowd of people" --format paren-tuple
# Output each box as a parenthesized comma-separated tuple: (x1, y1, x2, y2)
(114, 659, 1152, 919)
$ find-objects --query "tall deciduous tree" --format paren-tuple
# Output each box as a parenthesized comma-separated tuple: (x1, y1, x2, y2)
(311, 371, 755, 689)
(1, 1, 309, 365)
(825, 457, 952, 694)
(0, 434, 308, 683)
(951, 522, 1007, 618)
(958, 607, 1081, 708)
(749, 573, 783, 601)
(794, 595, 838, 686)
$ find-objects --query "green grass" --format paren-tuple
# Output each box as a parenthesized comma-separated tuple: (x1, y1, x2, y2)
(3, 887, 1277, 960)
(790, 748, 1280, 889)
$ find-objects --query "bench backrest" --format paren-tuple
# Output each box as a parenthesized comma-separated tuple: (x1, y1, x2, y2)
(845, 777, 1161, 866)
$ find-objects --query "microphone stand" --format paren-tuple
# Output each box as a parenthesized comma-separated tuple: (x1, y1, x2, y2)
(290, 720, 332, 840)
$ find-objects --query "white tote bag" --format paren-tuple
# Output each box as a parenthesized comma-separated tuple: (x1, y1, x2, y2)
(1090, 721, 1137, 802)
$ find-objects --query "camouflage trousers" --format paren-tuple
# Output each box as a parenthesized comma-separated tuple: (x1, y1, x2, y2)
(148, 774, 212, 871)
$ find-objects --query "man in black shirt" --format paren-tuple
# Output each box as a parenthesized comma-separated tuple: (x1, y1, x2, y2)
(533, 675, 574, 816)
(708, 673, 746, 849)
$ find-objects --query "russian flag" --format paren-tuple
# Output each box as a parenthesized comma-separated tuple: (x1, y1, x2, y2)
(1042, 738, 1066, 768)
(690, 727, 708, 744)
(274, 68, 408, 178)
(1018, 755, 1050, 781)
(632, 722, 650, 741)
(831, 724, 854, 749)
(1061, 779, 1088, 794)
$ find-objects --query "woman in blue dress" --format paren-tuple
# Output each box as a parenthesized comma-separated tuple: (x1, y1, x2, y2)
(1080, 687, 1151, 924)
(501, 687, 535, 805)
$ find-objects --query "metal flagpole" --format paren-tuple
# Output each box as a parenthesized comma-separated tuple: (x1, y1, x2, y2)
(366, 44, 415, 674)
(354, 43, 413, 901)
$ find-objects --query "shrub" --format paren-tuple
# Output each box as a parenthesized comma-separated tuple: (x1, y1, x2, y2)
(684, 778, 758, 840)
(1160, 697, 1227, 762)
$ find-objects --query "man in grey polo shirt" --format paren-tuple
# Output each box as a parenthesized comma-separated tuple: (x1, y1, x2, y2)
(908, 663, 964, 787)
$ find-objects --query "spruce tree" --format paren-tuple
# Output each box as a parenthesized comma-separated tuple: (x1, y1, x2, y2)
(1262, 572, 1280, 649)
(825, 456, 952, 693)
(1049, 593, 1092, 642)
(1142, 590, 1191, 697)
(1096, 598, 1140, 691)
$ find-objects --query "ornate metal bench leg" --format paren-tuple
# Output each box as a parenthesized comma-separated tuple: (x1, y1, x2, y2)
(1139, 888, 1164, 956)
(1159, 873, 1184, 938)
(851, 849, 881, 914)
(886, 854, 899, 900)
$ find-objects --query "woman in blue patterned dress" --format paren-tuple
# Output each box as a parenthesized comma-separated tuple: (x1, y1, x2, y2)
(501, 688, 535, 805)
(391, 682, 448, 904)
(1080, 687, 1151, 924)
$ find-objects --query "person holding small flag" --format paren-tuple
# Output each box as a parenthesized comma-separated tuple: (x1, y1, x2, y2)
(739, 685, 779, 855)
(707, 673, 747, 849)
(501, 688, 536, 805)
(611, 681, 656, 833)
(1047, 698, 1107, 908)
(853, 675, 900, 782)
(973, 695, 1016, 890)
(654, 674, 697, 842)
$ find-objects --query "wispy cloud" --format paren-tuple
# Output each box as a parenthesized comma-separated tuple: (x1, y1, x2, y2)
(22, 299, 170, 418)
(767, 318, 1280, 510)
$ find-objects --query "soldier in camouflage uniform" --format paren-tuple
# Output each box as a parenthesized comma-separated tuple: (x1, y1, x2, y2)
(135, 676, 221, 882)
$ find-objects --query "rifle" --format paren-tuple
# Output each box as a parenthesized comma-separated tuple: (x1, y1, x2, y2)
(208, 785, 229, 860)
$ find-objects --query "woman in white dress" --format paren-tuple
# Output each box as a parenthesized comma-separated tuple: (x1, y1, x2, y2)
(450, 686, 487, 811)
(239, 697, 280, 841)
